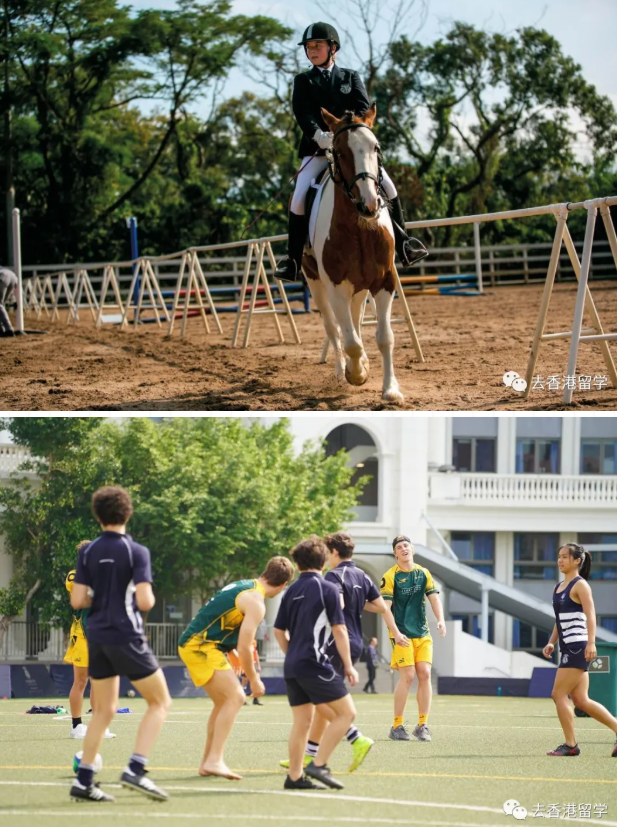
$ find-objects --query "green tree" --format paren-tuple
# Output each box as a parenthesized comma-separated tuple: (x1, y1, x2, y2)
(0, 417, 366, 640)
(375, 24, 617, 244)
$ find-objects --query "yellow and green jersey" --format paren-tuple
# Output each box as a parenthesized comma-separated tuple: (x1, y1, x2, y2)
(380, 564, 438, 639)
(179, 579, 264, 652)
(65, 569, 89, 639)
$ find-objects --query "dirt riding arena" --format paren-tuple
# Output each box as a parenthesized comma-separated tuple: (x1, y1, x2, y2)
(1, 281, 616, 411)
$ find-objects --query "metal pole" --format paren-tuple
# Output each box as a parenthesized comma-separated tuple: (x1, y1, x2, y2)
(473, 222, 483, 294)
(11, 207, 23, 333)
(126, 216, 139, 306)
(480, 585, 489, 643)
(6, 186, 15, 265)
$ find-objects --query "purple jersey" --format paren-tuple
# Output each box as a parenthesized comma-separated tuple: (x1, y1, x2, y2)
(74, 531, 152, 645)
(274, 571, 345, 679)
(325, 561, 380, 659)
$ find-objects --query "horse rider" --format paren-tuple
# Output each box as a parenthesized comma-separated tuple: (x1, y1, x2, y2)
(274, 22, 427, 283)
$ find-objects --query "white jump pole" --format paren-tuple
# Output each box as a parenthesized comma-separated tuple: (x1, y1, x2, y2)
(11, 208, 24, 333)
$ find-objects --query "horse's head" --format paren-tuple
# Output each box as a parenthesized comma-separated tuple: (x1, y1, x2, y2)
(321, 103, 382, 220)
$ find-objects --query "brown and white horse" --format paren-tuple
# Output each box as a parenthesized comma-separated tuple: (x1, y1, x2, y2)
(302, 103, 403, 405)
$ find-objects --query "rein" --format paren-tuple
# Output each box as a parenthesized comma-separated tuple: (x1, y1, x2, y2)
(327, 122, 385, 209)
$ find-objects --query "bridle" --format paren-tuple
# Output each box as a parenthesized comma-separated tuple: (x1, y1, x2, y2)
(327, 122, 386, 214)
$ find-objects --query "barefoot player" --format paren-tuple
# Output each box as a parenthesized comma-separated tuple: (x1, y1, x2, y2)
(178, 556, 294, 780)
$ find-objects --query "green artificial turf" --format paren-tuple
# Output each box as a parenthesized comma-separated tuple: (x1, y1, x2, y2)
(0, 694, 616, 826)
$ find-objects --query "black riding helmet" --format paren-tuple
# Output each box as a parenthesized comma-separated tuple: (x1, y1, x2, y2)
(298, 22, 341, 67)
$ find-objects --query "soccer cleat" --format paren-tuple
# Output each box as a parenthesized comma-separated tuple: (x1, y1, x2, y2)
(547, 743, 580, 756)
(120, 769, 168, 800)
(389, 724, 411, 741)
(70, 723, 88, 739)
(103, 728, 116, 739)
(253, 698, 264, 706)
(70, 781, 115, 803)
(284, 774, 324, 790)
(279, 754, 312, 769)
(348, 735, 374, 772)
(412, 724, 432, 742)
(304, 761, 344, 790)
(611, 739, 617, 758)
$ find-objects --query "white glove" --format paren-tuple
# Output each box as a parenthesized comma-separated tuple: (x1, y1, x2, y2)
(313, 128, 333, 149)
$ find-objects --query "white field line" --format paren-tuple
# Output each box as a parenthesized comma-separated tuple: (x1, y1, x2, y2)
(0, 813, 508, 826)
(0, 781, 616, 825)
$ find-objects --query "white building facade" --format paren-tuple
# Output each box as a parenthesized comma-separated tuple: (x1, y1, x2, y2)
(280, 415, 617, 660)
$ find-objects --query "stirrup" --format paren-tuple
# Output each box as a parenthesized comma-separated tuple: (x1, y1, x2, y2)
(399, 237, 428, 267)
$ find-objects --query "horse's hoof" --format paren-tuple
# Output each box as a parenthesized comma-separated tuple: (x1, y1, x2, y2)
(345, 366, 369, 386)
(382, 388, 404, 405)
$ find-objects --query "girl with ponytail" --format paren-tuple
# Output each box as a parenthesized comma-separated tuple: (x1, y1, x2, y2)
(543, 543, 617, 757)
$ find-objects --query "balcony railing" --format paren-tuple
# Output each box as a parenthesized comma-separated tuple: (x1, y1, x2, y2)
(0, 445, 32, 476)
(429, 472, 617, 506)
(0, 621, 285, 663)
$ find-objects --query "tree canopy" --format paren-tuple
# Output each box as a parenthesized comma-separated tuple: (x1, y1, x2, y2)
(0, 416, 366, 632)
(1, 0, 616, 263)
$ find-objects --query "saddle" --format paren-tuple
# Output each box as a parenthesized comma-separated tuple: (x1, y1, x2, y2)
(304, 167, 331, 250)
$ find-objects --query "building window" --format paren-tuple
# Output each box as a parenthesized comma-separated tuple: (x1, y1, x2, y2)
(599, 617, 617, 634)
(514, 534, 559, 580)
(453, 438, 496, 472)
(515, 438, 560, 474)
(450, 532, 495, 576)
(577, 533, 617, 580)
(580, 440, 617, 474)
(451, 613, 494, 644)
(512, 620, 552, 658)
(325, 424, 378, 522)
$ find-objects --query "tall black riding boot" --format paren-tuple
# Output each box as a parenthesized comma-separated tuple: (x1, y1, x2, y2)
(389, 196, 428, 267)
(274, 212, 309, 282)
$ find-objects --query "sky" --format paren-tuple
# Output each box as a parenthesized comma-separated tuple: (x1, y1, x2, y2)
(129, 0, 617, 108)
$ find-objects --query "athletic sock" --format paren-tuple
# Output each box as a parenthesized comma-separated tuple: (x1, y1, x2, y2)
(394, 716, 404, 729)
(345, 726, 360, 744)
(128, 753, 148, 776)
(77, 764, 95, 788)
(418, 714, 429, 726)
(305, 740, 319, 758)
(72, 717, 82, 729)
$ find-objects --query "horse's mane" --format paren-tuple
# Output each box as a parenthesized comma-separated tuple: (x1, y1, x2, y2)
(343, 110, 365, 125)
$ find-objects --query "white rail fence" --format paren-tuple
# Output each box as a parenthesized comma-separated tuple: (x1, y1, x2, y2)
(12, 195, 617, 403)
(0, 622, 286, 663)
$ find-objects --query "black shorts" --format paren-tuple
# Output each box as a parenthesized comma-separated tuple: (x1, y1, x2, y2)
(559, 645, 590, 671)
(285, 673, 349, 707)
(88, 638, 160, 681)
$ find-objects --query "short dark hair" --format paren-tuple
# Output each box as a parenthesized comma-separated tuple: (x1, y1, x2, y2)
(92, 486, 133, 526)
(261, 556, 295, 586)
(291, 536, 328, 571)
(324, 531, 354, 560)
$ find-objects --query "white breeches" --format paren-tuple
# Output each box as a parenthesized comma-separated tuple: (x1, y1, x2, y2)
(290, 156, 397, 216)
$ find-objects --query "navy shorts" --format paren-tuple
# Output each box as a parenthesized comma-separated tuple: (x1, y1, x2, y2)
(88, 638, 160, 681)
(559, 645, 590, 671)
(328, 645, 363, 677)
(285, 673, 349, 706)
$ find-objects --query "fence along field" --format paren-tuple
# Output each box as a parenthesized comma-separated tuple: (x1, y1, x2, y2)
(5, 196, 617, 411)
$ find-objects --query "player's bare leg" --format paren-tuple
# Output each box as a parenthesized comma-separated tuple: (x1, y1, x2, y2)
(198, 670, 244, 779)
(131, 669, 172, 756)
(314, 694, 356, 767)
(288, 703, 315, 781)
(412, 662, 432, 741)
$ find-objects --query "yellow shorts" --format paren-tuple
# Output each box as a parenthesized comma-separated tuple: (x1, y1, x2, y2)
(178, 642, 231, 687)
(64, 634, 89, 668)
(390, 636, 433, 670)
